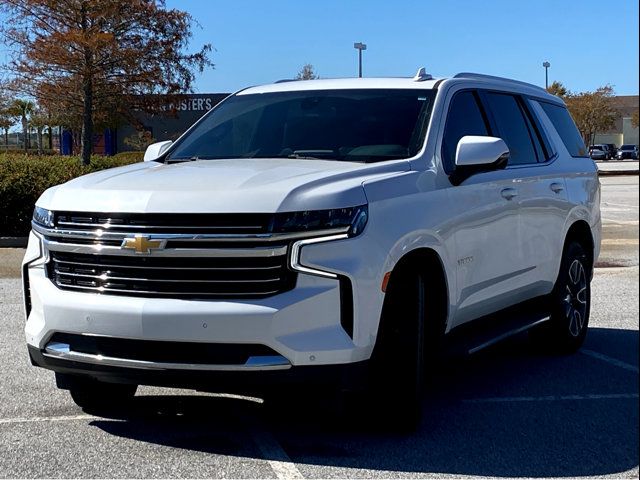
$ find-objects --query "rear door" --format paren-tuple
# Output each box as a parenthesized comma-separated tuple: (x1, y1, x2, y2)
(481, 92, 570, 300)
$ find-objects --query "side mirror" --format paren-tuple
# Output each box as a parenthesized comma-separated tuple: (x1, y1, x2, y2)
(450, 136, 510, 186)
(143, 140, 173, 162)
(455, 136, 509, 167)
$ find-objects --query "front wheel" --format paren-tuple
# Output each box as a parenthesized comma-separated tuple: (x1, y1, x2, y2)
(358, 267, 426, 430)
(68, 378, 137, 412)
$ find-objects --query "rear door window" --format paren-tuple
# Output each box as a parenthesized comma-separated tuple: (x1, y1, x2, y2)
(539, 102, 588, 157)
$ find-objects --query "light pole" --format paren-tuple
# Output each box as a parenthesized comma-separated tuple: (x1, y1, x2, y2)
(542, 61, 551, 89)
(354, 42, 367, 78)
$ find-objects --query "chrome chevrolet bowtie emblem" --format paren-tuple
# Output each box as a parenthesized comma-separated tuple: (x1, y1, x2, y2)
(121, 235, 165, 254)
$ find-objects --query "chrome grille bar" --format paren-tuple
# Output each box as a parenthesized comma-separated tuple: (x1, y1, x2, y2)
(51, 283, 283, 297)
(33, 222, 348, 244)
(54, 270, 283, 284)
(44, 239, 287, 258)
(57, 221, 264, 230)
(47, 248, 296, 299)
(39, 210, 349, 299)
(52, 258, 282, 271)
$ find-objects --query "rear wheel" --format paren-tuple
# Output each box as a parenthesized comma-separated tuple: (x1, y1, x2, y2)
(67, 378, 137, 412)
(531, 241, 591, 353)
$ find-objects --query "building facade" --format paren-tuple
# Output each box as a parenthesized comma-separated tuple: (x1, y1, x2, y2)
(594, 95, 639, 147)
(59, 93, 230, 155)
(116, 93, 229, 153)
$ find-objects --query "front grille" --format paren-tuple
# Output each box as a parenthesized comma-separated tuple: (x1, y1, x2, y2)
(49, 332, 279, 365)
(54, 212, 273, 234)
(48, 251, 296, 299)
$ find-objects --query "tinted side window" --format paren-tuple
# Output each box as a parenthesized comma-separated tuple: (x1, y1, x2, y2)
(539, 102, 588, 157)
(484, 92, 538, 166)
(522, 98, 556, 161)
(441, 91, 490, 173)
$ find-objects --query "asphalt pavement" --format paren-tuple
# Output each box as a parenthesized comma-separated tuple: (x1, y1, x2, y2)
(0, 177, 637, 478)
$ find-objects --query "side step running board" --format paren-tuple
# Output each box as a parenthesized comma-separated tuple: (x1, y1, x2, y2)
(444, 299, 552, 356)
(467, 315, 550, 354)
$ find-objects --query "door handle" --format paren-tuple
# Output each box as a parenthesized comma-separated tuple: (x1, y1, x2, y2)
(500, 188, 518, 200)
(550, 182, 564, 193)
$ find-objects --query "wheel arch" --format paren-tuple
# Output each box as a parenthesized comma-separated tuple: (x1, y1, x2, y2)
(379, 247, 450, 349)
(564, 220, 595, 274)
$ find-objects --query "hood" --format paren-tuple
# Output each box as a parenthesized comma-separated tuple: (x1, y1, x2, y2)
(38, 158, 410, 213)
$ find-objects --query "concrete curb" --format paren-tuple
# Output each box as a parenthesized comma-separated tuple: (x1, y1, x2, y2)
(597, 170, 639, 176)
(0, 237, 28, 248)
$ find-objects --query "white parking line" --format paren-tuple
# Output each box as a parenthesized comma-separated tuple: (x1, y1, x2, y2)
(463, 393, 639, 403)
(0, 414, 94, 425)
(601, 202, 639, 209)
(581, 349, 640, 373)
(252, 429, 304, 479)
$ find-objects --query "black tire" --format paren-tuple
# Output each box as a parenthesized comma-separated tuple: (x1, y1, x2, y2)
(532, 241, 591, 353)
(69, 379, 137, 412)
(364, 267, 427, 430)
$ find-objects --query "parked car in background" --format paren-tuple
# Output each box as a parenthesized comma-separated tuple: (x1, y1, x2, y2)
(615, 144, 639, 160)
(604, 144, 617, 160)
(589, 145, 607, 160)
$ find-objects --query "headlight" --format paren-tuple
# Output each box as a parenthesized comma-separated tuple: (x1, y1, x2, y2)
(271, 205, 368, 237)
(33, 206, 54, 228)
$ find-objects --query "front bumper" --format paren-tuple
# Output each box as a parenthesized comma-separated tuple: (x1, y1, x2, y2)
(27, 344, 370, 394)
(23, 228, 382, 386)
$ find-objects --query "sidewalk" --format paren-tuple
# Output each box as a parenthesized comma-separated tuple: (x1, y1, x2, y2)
(0, 248, 24, 278)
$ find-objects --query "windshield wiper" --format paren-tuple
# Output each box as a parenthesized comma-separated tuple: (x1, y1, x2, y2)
(286, 154, 326, 160)
(166, 155, 229, 163)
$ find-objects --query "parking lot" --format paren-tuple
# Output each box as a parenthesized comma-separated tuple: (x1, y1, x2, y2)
(0, 176, 637, 479)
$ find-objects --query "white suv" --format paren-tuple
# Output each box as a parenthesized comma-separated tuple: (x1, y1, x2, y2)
(23, 70, 601, 425)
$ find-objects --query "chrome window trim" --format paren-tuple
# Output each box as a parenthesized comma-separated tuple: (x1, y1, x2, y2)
(290, 233, 349, 279)
(44, 342, 292, 371)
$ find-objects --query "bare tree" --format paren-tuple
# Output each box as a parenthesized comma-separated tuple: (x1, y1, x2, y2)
(0, 0, 213, 164)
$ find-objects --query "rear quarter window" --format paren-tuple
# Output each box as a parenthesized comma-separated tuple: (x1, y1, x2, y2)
(539, 102, 588, 157)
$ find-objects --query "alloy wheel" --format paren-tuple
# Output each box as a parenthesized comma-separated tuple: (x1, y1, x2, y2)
(563, 259, 587, 337)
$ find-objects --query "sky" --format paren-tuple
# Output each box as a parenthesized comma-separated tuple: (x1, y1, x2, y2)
(166, 0, 640, 95)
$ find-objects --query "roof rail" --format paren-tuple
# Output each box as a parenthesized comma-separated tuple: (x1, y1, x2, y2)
(413, 67, 433, 82)
(453, 72, 548, 92)
(275, 78, 298, 83)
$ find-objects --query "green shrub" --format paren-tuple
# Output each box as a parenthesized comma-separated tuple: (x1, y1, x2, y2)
(112, 151, 145, 162)
(0, 153, 140, 236)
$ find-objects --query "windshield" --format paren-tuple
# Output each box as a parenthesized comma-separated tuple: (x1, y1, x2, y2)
(166, 89, 436, 163)
(620, 145, 635, 150)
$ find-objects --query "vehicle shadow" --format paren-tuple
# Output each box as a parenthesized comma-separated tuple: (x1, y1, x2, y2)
(90, 326, 638, 478)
